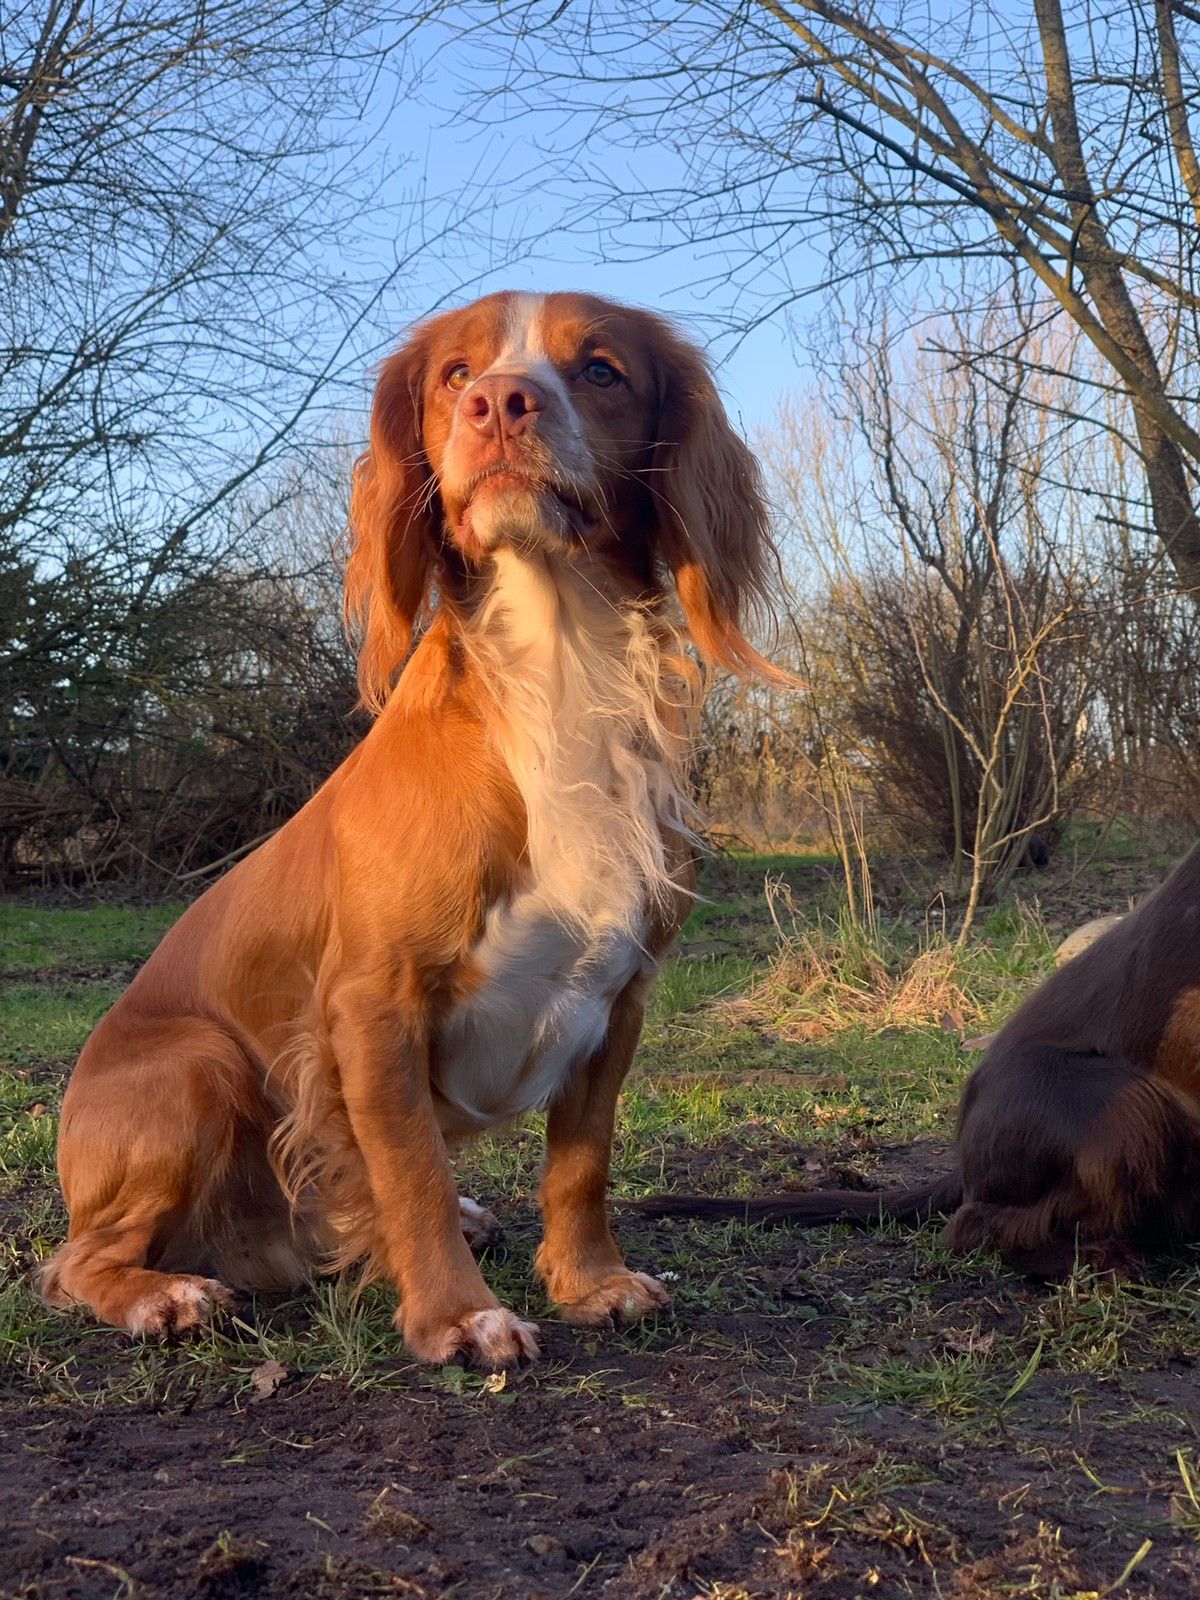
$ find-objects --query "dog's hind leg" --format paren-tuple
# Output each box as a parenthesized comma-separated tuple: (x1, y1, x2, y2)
(42, 1218, 232, 1337)
(42, 1013, 288, 1336)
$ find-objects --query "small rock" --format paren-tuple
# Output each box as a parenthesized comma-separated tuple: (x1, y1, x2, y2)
(1055, 914, 1124, 966)
(526, 1534, 564, 1557)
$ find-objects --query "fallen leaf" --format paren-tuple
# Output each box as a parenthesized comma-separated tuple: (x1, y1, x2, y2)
(961, 1032, 997, 1052)
(782, 1018, 830, 1042)
(942, 1329, 996, 1356)
(248, 1359, 288, 1402)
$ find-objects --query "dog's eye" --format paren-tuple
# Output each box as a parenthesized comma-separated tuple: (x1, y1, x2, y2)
(581, 359, 621, 388)
(446, 363, 470, 391)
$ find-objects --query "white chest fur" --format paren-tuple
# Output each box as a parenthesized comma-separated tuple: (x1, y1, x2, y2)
(435, 895, 649, 1127)
(432, 550, 690, 1130)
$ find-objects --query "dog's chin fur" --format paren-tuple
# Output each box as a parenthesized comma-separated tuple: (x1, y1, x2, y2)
(461, 484, 582, 559)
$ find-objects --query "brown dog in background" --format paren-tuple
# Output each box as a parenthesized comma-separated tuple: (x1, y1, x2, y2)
(41, 290, 790, 1370)
(633, 846, 1200, 1278)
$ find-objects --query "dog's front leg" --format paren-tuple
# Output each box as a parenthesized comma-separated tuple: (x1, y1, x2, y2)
(331, 987, 538, 1369)
(536, 979, 671, 1328)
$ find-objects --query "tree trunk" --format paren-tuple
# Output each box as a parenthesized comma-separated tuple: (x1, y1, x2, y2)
(1035, 0, 1200, 596)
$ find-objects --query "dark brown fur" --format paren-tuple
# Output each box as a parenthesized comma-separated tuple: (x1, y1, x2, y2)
(630, 846, 1200, 1278)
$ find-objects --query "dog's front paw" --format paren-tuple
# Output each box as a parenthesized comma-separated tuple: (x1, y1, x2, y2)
(403, 1306, 540, 1370)
(556, 1270, 671, 1328)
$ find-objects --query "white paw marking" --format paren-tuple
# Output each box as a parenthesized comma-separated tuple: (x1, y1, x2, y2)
(465, 1308, 540, 1367)
(418, 1306, 540, 1369)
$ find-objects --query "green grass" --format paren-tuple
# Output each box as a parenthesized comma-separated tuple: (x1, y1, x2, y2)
(645, 952, 757, 1024)
(0, 905, 176, 1180)
(0, 900, 184, 972)
(0, 855, 1054, 1235)
(9, 851, 1200, 1594)
(0, 856, 1194, 1414)
(0, 980, 122, 1070)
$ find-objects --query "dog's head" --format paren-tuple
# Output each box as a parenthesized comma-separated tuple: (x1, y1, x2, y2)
(346, 290, 787, 709)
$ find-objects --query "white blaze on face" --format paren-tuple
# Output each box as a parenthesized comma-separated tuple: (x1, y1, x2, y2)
(481, 293, 577, 427)
(493, 293, 548, 369)
(450, 293, 595, 553)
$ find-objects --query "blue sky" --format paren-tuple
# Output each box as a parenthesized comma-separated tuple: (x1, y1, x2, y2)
(360, 21, 826, 438)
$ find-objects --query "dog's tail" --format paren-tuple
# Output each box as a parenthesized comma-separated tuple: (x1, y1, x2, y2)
(623, 1171, 963, 1229)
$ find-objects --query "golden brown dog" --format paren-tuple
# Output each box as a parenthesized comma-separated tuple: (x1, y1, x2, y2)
(42, 290, 788, 1369)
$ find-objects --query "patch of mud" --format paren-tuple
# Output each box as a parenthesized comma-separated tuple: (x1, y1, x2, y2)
(6, 1169, 1200, 1599)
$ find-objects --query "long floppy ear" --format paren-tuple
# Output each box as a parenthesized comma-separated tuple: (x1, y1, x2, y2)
(651, 327, 795, 686)
(344, 332, 440, 713)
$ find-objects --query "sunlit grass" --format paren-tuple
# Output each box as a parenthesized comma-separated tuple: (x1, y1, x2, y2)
(3, 846, 1196, 1464)
(0, 980, 121, 1069)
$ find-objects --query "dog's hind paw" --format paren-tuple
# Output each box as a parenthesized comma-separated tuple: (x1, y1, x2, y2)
(127, 1276, 232, 1339)
(458, 1195, 503, 1253)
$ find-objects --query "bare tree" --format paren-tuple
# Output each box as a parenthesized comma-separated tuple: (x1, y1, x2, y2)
(0, 2, 461, 568)
(0, 3, 534, 883)
(761, 300, 1110, 928)
(449, 0, 1200, 596)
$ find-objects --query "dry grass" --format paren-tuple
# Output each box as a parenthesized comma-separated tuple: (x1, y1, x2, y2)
(716, 920, 976, 1042)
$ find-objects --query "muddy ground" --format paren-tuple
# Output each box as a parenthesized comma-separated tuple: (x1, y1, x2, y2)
(6, 1147, 1200, 1600)
(5, 843, 1200, 1598)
